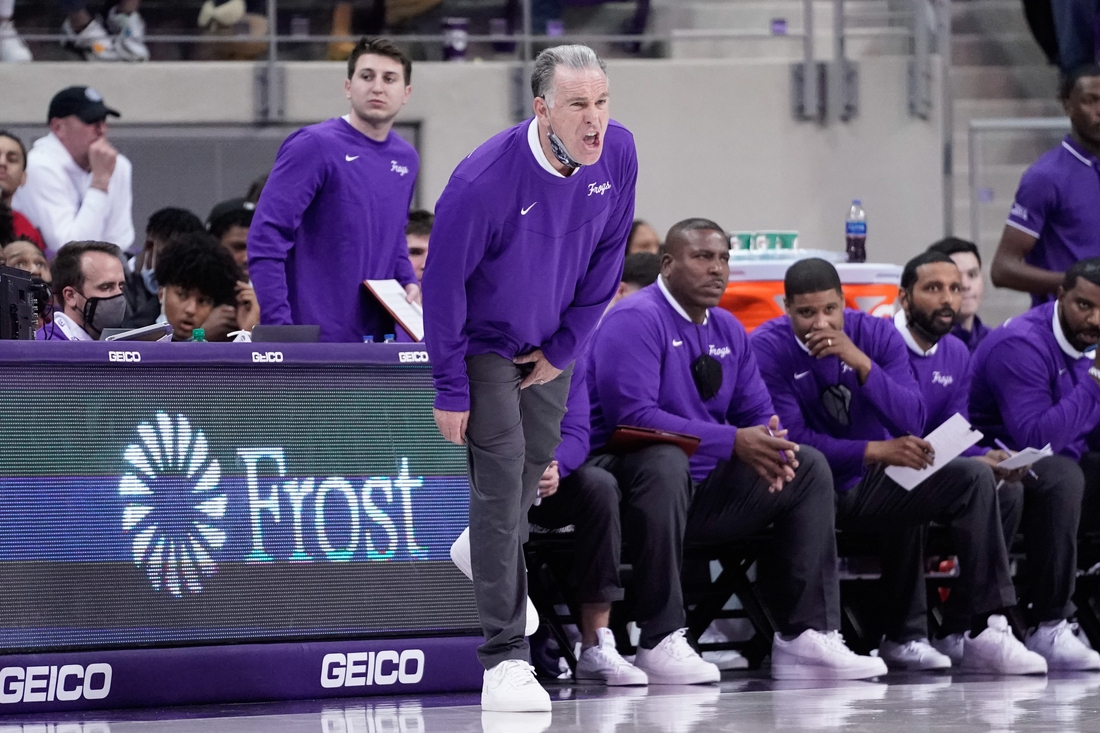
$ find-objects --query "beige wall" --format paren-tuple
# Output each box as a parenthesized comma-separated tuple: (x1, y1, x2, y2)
(0, 56, 942, 266)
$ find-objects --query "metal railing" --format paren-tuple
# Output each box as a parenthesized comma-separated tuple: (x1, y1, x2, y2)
(20, 0, 941, 126)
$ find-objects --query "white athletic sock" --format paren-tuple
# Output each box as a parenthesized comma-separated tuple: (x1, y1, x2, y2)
(0, 0, 15, 21)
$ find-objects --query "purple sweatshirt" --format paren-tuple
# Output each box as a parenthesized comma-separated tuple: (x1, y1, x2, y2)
(969, 301, 1100, 459)
(423, 119, 637, 411)
(893, 311, 986, 457)
(588, 283, 775, 482)
(750, 310, 926, 491)
(248, 118, 419, 343)
(556, 345, 591, 479)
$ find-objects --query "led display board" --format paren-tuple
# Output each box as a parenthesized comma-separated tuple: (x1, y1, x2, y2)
(0, 343, 477, 652)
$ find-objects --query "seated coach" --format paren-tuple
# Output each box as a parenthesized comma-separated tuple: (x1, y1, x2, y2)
(970, 257, 1100, 669)
(895, 251, 1096, 671)
(588, 218, 886, 681)
(750, 258, 1045, 675)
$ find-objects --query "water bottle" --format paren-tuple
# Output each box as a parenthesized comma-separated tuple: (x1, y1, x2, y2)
(845, 199, 867, 263)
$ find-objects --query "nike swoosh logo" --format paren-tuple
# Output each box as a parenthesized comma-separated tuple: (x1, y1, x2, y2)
(345, 155, 359, 162)
(794, 371, 810, 380)
(1059, 369, 1067, 375)
(521, 203, 537, 215)
(672, 339, 683, 347)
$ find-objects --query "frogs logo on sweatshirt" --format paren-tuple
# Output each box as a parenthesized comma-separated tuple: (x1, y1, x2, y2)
(119, 412, 227, 597)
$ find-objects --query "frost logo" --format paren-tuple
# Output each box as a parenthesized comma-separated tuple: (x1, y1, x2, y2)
(119, 413, 228, 596)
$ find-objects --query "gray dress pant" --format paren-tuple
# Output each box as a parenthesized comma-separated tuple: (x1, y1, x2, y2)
(465, 353, 572, 670)
(839, 459, 1018, 643)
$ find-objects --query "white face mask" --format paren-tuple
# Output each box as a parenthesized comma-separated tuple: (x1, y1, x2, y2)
(141, 263, 158, 294)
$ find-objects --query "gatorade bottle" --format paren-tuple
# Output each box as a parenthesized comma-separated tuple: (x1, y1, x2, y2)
(846, 199, 867, 263)
(192, 328, 206, 342)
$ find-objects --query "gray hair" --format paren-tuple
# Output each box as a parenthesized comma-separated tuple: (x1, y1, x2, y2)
(530, 44, 608, 106)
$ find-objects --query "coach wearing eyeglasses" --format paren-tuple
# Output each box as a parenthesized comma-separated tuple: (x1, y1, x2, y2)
(750, 258, 1042, 676)
(587, 219, 886, 681)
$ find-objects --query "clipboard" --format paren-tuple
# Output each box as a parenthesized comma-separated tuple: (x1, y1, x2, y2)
(364, 279, 424, 341)
(605, 426, 702, 457)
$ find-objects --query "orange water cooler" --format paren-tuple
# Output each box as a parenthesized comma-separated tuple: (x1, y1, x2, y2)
(719, 259, 902, 332)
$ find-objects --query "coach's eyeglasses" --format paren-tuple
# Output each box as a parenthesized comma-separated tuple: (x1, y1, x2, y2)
(821, 384, 852, 427)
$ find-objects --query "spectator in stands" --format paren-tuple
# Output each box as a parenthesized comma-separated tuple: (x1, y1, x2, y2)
(61, 0, 149, 61)
(3, 239, 50, 283)
(155, 232, 258, 342)
(250, 37, 419, 343)
(207, 198, 255, 279)
(405, 209, 432, 284)
(970, 258, 1100, 668)
(0, 131, 45, 251)
(1051, 3, 1098, 75)
(14, 87, 134, 255)
(627, 219, 660, 255)
(424, 44, 636, 713)
(0, 0, 31, 62)
(36, 240, 126, 341)
(590, 220, 885, 681)
(927, 237, 990, 352)
(751, 258, 1047, 675)
(991, 65, 1100, 306)
(893, 252, 1095, 670)
(124, 207, 206, 329)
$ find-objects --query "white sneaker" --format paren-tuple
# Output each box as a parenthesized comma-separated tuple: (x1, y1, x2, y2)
(481, 710, 552, 733)
(702, 649, 750, 670)
(106, 6, 149, 61)
(450, 527, 539, 637)
(1025, 620, 1100, 671)
(771, 629, 888, 680)
(878, 638, 952, 671)
(633, 628, 720, 684)
(962, 615, 1048, 675)
(482, 660, 551, 712)
(0, 20, 31, 62)
(575, 628, 648, 686)
(62, 17, 121, 61)
(931, 633, 965, 665)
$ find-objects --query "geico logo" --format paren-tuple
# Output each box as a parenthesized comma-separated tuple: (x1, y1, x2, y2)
(320, 650, 424, 688)
(251, 351, 284, 363)
(107, 351, 141, 363)
(0, 663, 112, 703)
(398, 351, 429, 363)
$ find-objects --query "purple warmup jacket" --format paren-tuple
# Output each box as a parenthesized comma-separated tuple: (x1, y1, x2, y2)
(894, 312, 986, 458)
(248, 118, 419, 343)
(423, 119, 637, 411)
(750, 310, 926, 491)
(556, 345, 591, 479)
(969, 301, 1100, 459)
(588, 283, 775, 482)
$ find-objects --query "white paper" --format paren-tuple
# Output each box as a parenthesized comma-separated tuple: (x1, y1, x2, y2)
(364, 279, 424, 341)
(997, 444, 1052, 470)
(885, 413, 984, 491)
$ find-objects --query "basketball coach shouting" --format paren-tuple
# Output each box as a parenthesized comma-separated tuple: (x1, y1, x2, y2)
(423, 45, 637, 713)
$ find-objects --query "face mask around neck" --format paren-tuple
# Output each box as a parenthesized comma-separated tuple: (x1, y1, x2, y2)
(546, 121, 583, 171)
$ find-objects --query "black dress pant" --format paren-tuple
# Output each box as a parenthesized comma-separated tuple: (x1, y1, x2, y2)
(527, 461, 626, 606)
(592, 443, 839, 648)
(838, 459, 1017, 643)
